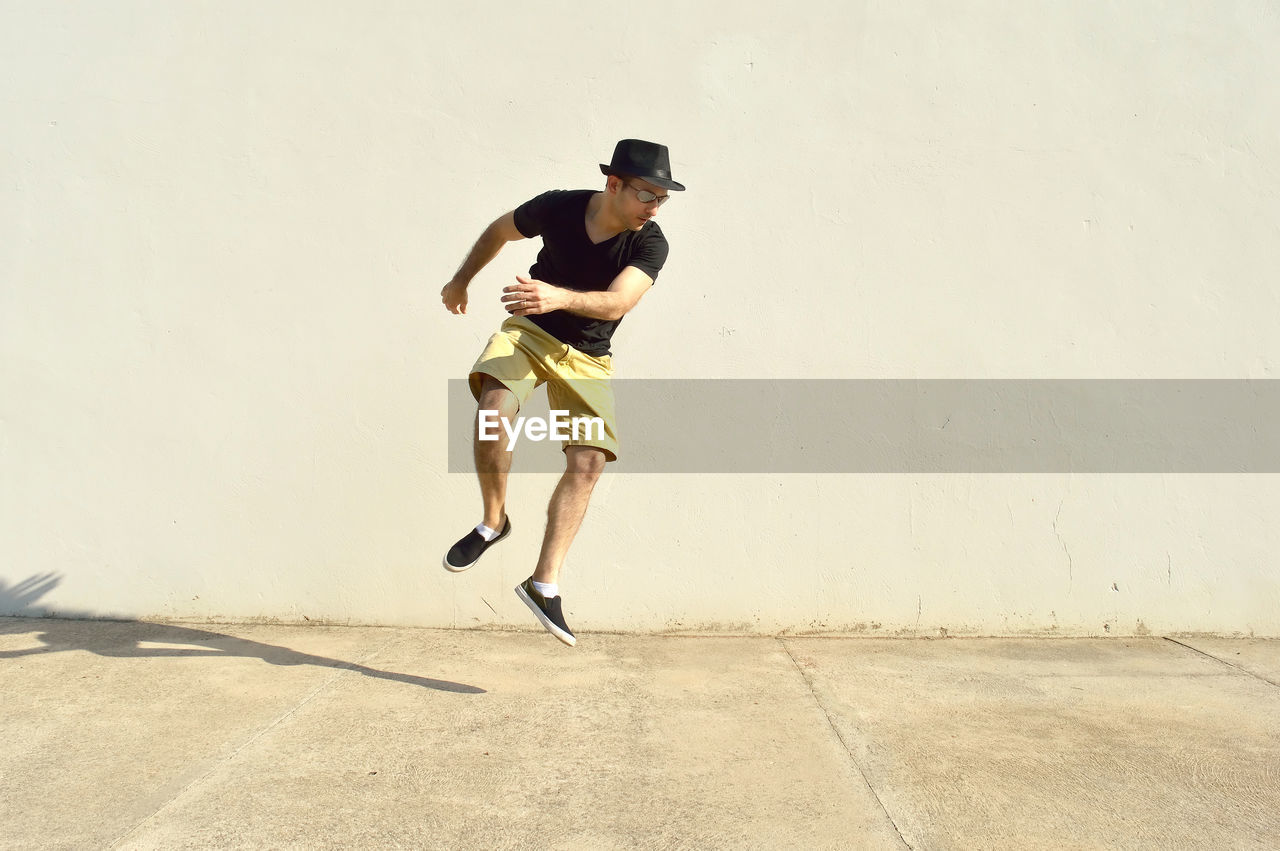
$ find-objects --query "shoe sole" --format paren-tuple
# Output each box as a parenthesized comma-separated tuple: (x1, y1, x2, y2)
(515, 584, 577, 647)
(442, 523, 511, 573)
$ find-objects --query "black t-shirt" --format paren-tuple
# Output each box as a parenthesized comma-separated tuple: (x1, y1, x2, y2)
(512, 189, 669, 357)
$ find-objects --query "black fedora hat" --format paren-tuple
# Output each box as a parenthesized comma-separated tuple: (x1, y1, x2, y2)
(599, 139, 686, 191)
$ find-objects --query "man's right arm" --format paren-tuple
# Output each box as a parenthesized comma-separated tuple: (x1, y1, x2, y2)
(441, 211, 525, 314)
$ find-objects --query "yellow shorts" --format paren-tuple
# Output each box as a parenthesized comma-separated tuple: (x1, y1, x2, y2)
(469, 316, 619, 461)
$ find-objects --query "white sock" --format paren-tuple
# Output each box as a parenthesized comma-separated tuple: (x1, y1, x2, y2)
(476, 523, 500, 542)
(531, 580, 558, 598)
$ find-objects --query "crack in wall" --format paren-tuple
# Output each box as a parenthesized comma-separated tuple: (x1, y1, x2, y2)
(1053, 498, 1074, 584)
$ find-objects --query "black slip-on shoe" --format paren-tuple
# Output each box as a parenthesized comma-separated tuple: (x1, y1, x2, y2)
(443, 516, 511, 572)
(515, 577, 576, 647)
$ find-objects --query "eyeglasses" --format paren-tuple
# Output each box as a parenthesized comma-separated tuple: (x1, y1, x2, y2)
(624, 180, 671, 206)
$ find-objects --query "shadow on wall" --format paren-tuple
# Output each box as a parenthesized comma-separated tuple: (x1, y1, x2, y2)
(0, 573, 70, 617)
(0, 573, 485, 694)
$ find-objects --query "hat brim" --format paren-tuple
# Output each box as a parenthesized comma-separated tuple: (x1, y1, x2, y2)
(600, 164, 686, 192)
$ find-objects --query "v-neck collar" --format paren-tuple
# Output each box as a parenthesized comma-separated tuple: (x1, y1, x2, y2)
(583, 192, 624, 247)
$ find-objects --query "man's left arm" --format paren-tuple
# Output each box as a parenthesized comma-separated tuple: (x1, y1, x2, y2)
(501, 266, 653, 321)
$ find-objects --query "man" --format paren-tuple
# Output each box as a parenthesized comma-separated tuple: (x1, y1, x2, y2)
(440, 139, 685, 647)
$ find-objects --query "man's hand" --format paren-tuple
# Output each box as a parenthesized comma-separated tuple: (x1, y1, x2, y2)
(502, 275, 567, 316)
(441, 211, 526, 316)
(441, 279, 469, 314)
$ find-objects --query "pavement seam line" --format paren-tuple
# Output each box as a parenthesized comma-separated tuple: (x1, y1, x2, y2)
(106, 634, 398, 849)
(778, 637, 913, 851)
(1163, 637, 1280, 688)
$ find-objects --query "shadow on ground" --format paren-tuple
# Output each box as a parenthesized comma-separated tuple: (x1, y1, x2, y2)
(0, 573, 485, 694)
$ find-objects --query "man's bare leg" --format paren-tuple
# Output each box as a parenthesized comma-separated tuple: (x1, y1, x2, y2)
(473, 375, 519, 530)
(532, 445, 607, 585)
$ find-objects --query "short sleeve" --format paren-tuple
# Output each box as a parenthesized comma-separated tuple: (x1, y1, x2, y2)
(512, 190, 561, 239)
(627, 228, 670, 283)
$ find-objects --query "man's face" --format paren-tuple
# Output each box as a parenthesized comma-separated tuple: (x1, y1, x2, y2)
(611, 176, 669, 230)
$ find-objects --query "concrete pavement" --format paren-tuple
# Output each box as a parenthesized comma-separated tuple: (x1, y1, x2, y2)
(1, 617, 1277, 850)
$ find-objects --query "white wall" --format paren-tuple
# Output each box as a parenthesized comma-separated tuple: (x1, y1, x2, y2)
(4, 1, 1278, 635)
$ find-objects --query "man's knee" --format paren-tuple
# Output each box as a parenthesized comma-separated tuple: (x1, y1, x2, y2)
(476, 376, 519, 420)
(564, 446, 607, 481)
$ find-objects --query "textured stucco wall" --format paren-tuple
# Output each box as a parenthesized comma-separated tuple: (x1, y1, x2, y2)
(3, 1, 1278, 634)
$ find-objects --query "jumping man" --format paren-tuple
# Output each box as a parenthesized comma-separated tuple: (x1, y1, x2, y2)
(440, 139, 686, 646)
